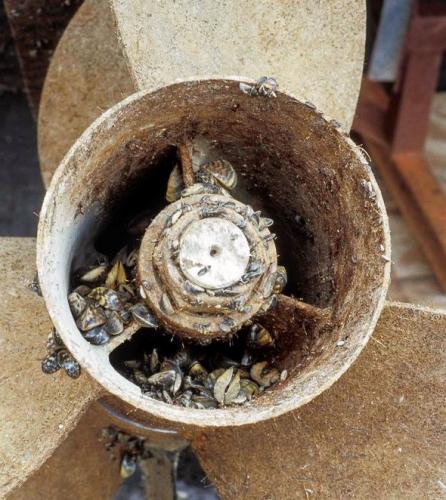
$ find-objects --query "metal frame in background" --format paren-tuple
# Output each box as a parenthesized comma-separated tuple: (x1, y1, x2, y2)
(354, 0, 446, 291)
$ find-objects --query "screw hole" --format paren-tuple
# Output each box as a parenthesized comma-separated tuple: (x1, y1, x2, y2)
(210, 245, 220, 257)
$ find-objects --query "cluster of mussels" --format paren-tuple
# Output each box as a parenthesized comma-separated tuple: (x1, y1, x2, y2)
(67, 247, 158, 346)
(118, 323, 287, 409)
(41, 329, 81, 378)
(101, 426, 153, 479)
(166, 158, 238, 202)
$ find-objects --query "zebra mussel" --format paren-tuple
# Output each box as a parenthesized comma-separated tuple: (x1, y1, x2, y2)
(55, 148, 288, 403)
(239, 76, 278, 98)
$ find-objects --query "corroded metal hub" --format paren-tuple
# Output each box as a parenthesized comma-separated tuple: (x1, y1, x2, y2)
(138, 185, 278, 341)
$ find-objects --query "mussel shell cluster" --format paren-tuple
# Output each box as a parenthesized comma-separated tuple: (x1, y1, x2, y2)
(41, 329, 81, 379)
(100, 426, 154, 479)
(57, 156, 288, 411)
(166, 159, 238, 203)
(68, 248, 158, 345)
(117, 322, 287, 409)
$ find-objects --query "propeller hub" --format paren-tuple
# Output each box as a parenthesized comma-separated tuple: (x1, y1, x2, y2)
(138, 187, 278, 341)
(178, 217, 250, 290)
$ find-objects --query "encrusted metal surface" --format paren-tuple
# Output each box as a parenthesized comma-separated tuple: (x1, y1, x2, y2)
(37, 79, 390, 427)
(38, 0, 366, 184)
(138, 191, 278, 340)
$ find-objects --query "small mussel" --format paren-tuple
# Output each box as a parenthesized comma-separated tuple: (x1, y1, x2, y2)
(88, 287, 122, 311)
(250, 361, 280, 388)
(80, 265, 108, 283)
(105, 310, 124, 336)
(205, 368, 225, 390)
(273, 266, 287, 294)
(147, 348, 160, 373)
(120, 453, 137, 479)
(213, 367, 241, 405)
(247, 323, 274, 348)
(191, 394, 218, 409)
(262, 271, 276, 299)
(68, 292, 87, 319)
(239, 378, 260, 400)
(41, 353, 60, 374)
(84, 325, 110, 346)
(63, 359, 81, 379)
(146, 370, 176, 389)
(28, 272, 42, 296)
(57, 350, 81, 379)
(189, 361, 208, 380)
(166, 208, 183, 227)
(159, 293, 175, 315)
(200, 159, 238, 190)
(105, 261, 127, 289)
(219, 316, 236, 334)
(76, 305, 106, 332)
(166, 164, 185, 203)
(259, 217, 274, 230)
(130, 303, 158, 328)
(241, 264, 263, 284)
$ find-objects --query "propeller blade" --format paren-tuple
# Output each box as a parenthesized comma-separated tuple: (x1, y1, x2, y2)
(0, 238, 101, 497)
(8, 402, 121, 500)
(192, 302, 446, 498)
(38, 0, 135, 186)
(110, 0, 365, 128)
(39, 0, 365, 187)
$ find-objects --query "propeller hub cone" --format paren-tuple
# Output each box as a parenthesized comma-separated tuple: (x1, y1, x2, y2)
(138, 187, 278, 341)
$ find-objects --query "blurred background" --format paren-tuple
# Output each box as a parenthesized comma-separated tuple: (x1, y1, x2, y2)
(1, 0, 445, 497)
